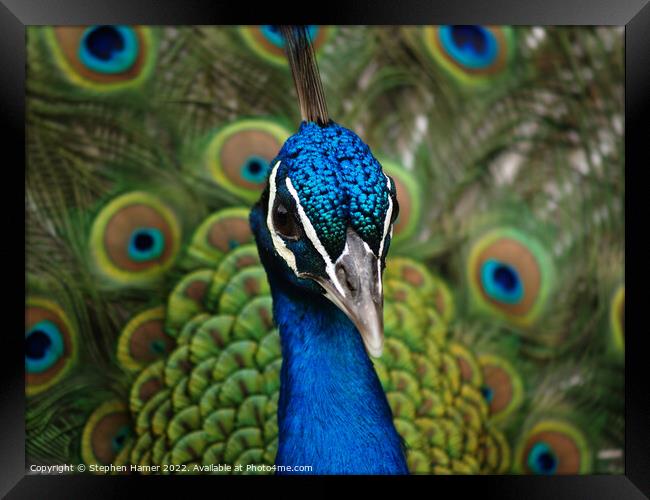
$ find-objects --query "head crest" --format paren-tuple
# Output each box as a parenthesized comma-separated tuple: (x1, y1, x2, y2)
(280, 25, 330, 126)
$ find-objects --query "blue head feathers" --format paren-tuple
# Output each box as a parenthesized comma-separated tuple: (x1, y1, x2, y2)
(275, 121, 393, 257)
(250, 120, 398, 307)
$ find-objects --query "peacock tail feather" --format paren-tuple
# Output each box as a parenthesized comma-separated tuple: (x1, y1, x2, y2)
(26, 25, 623, 474)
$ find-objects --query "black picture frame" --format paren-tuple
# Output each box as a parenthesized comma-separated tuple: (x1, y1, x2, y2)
(5, 1, 648, 497)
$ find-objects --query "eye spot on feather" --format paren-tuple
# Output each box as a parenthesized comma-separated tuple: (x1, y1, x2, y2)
(467, 228, 553, 327)
(527, 442, 558, 474)
(481, 260, 524, 304)
(204, 119, 290, 203)
(25, 298, 77, 396)
(90, 192, 181, 285)
(117, 307, 175, 372)
(477, 354, 524, 421)
(79, 26, 139, 74)
(444, 26, 498, 69)
(128, 227, 165, 262)
(82, 401, 133, 467)
(26, 322, 63, 373)
(104, 207, 172, 270)
(47, 26, 155, 89)
(239, 25, 333, 66)
(476, 242, 538, 313)
(481, 367, 511, 412)
(517, 421, 591, 475)
(242, 156, 269, 183)
(422, 25, 515, 86)
(480, 385, 494, 403)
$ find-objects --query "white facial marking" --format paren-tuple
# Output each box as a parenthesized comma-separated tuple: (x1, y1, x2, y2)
(376, 175, 394, 296)
(267, 161, 298, 274)
(286, 177, 347, 297)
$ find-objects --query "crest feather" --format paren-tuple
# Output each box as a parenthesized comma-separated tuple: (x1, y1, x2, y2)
(280, 25, 330, 126)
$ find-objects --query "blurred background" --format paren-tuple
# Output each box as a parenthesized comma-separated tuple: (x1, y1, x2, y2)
(25, 26, 624, 474)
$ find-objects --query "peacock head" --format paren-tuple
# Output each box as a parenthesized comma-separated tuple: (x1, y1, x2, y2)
(250, 121, 399, 358)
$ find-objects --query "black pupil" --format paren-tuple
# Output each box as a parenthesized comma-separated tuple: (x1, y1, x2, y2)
(86, 26, 124, 61)
(26, 330, 51, 360)
(274, 204, 298, 238)
(537, 451, 557, 472)
(494, 264, 517, 292)
(114, 434, 125, 446)
(480, 385, 493, 401)
(151, 340, 165, 354)
(248, 160, 263, 175)
(275, 205, 289, 224)
(451, 25, 487, 55)
(134, 232, 154, 251)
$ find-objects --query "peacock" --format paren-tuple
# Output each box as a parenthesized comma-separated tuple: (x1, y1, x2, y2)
(25, 24, 624, 475)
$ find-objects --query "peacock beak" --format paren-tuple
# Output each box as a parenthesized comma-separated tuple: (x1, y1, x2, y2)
(316, 228, 385, 358)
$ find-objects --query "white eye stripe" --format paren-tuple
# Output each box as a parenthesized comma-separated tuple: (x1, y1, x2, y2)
(286, 177, 347, 297)
(267, 161, 298, 274)
(376, 174, 394, 296)
(380, 175, 394, 250)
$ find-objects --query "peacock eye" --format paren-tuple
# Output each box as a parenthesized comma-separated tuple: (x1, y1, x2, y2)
(273, 203, 301, 240)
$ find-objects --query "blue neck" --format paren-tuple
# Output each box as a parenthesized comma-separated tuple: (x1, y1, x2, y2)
(269, 275, 408, 475)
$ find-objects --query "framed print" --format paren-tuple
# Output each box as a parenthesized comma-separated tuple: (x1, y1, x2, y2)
(3, 0, 648, 497)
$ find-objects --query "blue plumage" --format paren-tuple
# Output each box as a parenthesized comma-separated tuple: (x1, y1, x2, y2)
(274, 121, 391, 258)
(270, 275, 408, 474)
